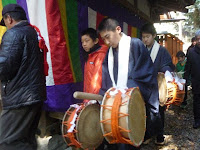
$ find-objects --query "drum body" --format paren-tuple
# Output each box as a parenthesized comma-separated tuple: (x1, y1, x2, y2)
(158, 73, 168, 106)
(100, 87, 146, 147)
(158, 73, 185, 107)
(62, 103, 103, 149)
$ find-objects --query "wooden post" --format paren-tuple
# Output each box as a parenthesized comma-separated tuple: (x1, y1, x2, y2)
(167, 35, 173, 56)
(172, 37, 177, 64)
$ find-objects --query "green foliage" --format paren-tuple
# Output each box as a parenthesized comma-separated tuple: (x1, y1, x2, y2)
(183, 0, 200, 36)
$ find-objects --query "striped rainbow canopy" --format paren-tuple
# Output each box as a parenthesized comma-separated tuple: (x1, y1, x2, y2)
(0, 0, 145, 112)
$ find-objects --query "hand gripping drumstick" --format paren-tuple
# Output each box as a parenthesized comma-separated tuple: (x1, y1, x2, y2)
(73, 91, 103, 101)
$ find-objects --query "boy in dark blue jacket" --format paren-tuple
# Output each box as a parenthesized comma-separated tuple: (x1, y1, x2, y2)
(98, 17, 160, 149)
(141, 23, 175, 145)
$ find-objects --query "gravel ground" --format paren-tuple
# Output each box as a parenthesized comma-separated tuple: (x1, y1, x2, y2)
(141, 92, 200, 150)
(37, 91, 200, 150)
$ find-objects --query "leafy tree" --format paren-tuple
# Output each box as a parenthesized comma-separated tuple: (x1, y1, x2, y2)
(183, 0, 200, 37)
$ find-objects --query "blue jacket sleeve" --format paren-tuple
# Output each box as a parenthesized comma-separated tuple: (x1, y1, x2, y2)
(99, 52, 112, 96)
(184, 50, 192, 83)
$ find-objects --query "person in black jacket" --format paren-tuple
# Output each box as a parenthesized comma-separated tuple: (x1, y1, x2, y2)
(186, 37, 196, 57)
(0, 4, 46, 150)
(184, 30, 200, 129)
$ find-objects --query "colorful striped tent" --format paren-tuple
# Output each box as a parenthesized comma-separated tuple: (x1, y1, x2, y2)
(0, 0, 6, 43)
(0, 0, 145, 112)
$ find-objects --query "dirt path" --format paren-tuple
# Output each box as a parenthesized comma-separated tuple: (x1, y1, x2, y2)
(141, 95, 200, 150)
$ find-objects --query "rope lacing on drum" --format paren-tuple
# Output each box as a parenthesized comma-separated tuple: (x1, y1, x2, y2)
(101, 89, 134, 145)
(62, 105, 84, 148)
(165, 82, 185, 109)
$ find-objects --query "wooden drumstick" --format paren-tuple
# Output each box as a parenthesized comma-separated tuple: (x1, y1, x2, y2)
(73, 91, 103, 101)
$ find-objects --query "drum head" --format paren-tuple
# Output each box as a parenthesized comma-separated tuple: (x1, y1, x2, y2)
(157, 73, 168, 106)
(128, 88, 146, 147)
(76, 104, 103, 149)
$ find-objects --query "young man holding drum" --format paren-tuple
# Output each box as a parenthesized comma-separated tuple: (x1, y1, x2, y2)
(141, 23, 174, 145)
(98, 17, 160, 149)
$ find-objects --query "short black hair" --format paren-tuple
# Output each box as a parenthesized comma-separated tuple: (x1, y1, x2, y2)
(4, 11, 27, 22)
(191, 37, 196, 42)
(141, 23, 157, 35)
(81, 28, 98, 41)
(176, 51, 185, 58)
(97, 17, 120, 33)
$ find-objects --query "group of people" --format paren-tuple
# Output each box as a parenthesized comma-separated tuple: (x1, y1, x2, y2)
(175, 34, 200, 129)
(82, 18, 174, 150)
(0, 3, 200, 150)
(82, 18, 200, 149)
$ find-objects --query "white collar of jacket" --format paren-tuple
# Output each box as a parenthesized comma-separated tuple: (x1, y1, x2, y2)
(150, 40, 160, 63)
(108, 32, 131, 89)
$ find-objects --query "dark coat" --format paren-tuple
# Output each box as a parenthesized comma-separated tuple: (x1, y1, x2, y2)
(0, 21, 46, 109)
(184, 46, 200, 94)
(153, 46, 175, 73)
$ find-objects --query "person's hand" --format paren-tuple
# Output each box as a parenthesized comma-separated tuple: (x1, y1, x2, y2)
(83, 100, 89, 103)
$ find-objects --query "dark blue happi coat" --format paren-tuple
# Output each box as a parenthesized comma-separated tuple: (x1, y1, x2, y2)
(152, 45, 174, 73)
(99, 38, 159, 114)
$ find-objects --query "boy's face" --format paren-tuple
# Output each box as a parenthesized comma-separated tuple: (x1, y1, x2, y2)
(178, 56, 185, 63)
(81, 35, 98, 52)
(192, 41, 196, 46)
(142, 32, 156, 47)
(196, 35, 200, 48)
(99, 26, 122, 48)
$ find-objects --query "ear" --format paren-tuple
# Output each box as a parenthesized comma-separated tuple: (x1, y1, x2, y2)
(94, 38, 99, 44)
(153, 34, 157, 39)
(116, 26, 122, 34)
(7, 15, 12, 24)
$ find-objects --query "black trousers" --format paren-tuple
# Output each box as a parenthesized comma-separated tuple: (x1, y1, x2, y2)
(182, 84, 188, 105)
(144, 107, 161, 139)
(193, 94, 200, 123)
(0, 102, 42, 150)
(156, 106, 165, 141)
